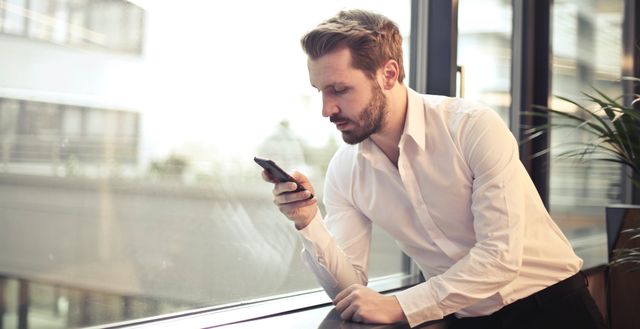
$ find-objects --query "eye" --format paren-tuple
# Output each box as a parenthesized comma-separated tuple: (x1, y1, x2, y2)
(333, 87, 348, 95)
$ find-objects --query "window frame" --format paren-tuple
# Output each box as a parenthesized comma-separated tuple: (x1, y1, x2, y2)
(92, 274, 422, 328)
(14, 0, 636, 327)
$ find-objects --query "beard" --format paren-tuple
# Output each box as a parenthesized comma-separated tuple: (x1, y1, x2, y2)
(332, 82, 388, 145)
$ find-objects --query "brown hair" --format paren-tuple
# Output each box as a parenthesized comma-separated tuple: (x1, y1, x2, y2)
(301, 9, 405, 83)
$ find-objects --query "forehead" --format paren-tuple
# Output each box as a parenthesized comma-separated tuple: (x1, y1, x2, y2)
(307, 47, 369, 89)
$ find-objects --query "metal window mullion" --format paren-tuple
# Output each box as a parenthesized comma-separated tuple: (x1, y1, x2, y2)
(411, 0, 459, 96)
(622, 0, 640, 204)
(511, 0, 552, 208)
(409, 0, 429, 94)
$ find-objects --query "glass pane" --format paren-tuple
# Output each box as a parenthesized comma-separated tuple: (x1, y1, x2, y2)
(17, 101, 60, 164)
(122, 4, 144, 53)
(28, 0, 53, 40)
(68, 0, 87, 45)
(51, 0, 70, 44)
(88, 0, 123, 50)
(0, 1, 411, 327)
(3, 0, 26, 35)
(457, 0, 512, 123)
(0, 99, 20, 166)
(549, 0, 623, 255)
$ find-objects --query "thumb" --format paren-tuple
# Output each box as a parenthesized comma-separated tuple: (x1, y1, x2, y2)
(290, 171, 315, 194)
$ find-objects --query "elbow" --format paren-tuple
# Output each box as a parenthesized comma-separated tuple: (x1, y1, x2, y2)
(491, 250, 522, 286)
(355, 265, 368, 286)
(471, 244, 522, 286)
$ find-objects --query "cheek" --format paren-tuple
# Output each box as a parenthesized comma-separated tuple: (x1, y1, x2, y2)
(342, 93, 369, 112)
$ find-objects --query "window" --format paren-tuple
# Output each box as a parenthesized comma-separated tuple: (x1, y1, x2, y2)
(28, 0, 53, 40)
(548, 0, 624, 266)
(3, 0, 27, 35)
(0, 1, 411, 328)
(0, 98, 139, 170)
(0, 0, 144, 54)
(457, 0, 512, 123)
(549, 0, 624, 228)
(51, 0, 70, 44)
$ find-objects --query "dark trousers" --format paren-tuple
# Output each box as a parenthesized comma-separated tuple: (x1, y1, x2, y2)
(448, 272, 609, 329)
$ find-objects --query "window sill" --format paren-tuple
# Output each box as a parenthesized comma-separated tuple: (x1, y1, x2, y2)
(97, 273, 422, 329)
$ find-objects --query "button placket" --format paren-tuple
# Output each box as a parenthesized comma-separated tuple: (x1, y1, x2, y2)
(398, 154, 465, 260)
(398, 157, 436, 233)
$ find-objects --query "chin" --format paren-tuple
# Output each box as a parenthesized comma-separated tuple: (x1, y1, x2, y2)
(342, 133, 368, 145)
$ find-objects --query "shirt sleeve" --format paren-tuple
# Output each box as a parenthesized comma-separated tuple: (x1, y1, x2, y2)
(395, 108, 527, 326)
(298, 151, 372, 298)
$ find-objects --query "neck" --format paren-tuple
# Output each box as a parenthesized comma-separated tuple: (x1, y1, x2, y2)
(370, 84, 408, 167)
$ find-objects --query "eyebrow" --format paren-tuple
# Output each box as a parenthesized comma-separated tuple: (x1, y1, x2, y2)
(313, 82, 348, 92)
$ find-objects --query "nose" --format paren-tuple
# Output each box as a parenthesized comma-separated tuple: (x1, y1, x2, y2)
(321, 94, 339, 118)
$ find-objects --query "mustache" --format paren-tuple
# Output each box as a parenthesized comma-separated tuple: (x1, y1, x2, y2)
(330, 116, 349, 123)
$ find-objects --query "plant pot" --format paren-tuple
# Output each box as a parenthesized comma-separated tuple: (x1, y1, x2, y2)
(606, 204, 640, 329)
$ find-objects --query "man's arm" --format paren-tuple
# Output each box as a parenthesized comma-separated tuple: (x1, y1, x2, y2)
(301, 151, 409, 324)
(263, 160, 372, 298)
(394, 108, 528, 326)
(297, 152, 372, 298)
(265, 151, 408, 324)
(297, 209, 369, 298)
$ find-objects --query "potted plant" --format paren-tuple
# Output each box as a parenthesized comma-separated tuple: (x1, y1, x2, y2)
(526, 79, 640, 328)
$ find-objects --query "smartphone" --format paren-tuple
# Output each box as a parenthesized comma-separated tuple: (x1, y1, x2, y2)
(254, 157, 311, 196)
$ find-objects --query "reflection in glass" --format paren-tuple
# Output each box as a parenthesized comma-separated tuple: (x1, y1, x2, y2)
(457, 0, 512, 123)
(0, 1, 410, 327)
(549, 0, 624, 227)
(3, 0, 26, 35)
(27, 0, 53, 40)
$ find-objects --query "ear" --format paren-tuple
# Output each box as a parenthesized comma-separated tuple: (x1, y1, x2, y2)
(381, 59, 399, 90)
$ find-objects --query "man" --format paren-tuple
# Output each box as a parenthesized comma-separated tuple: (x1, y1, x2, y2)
(262, 9, 607, 329)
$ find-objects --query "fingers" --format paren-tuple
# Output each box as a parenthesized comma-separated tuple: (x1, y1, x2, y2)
(290, 171, 315, 194)
(261, 170, 276, 183)
(337, 298, 364, 323)
(333, 285, 405, 325)
(341, 304, 360, 322)
(260, 168, 317, 225)
(277, 196, 317, 216)
(271, 179, 312, 206)
(333, 285, 354, 305)
(263, 170, 313, 197)
(272, 181, 298, 196)
(334, 285, 360, 320)
(274, 189, 313, 204)
(334, 291, 356, 320)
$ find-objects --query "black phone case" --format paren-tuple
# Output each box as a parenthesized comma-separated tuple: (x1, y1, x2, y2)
(254, 157, 307, 193)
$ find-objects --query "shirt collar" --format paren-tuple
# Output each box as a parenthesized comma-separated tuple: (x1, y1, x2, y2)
(357, 87, 427, 161)
(400, 87, 427, 151)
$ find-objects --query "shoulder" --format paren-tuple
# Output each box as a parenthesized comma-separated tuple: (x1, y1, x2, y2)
(418, 93, 503, 134)
(424, 94, 493, 118)
(322, 143, 360, 203)
(326, 143, 358, 180)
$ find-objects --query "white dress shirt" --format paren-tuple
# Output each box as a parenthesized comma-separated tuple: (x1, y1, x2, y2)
(298, 87, 582, 327)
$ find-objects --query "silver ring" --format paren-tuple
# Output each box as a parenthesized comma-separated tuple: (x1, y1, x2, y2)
(352, 314, 362, 323)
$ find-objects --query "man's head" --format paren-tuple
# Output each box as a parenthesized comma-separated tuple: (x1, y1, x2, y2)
(301, 9, 405, 84)
(301, 10, 405, 145)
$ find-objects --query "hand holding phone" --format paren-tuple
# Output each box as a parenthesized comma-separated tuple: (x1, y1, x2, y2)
(254, 157, 312, 196)
(255, 156, 317, 228)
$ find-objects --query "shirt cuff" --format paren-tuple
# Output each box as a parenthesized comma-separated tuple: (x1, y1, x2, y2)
(394, 282, 444, 327)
